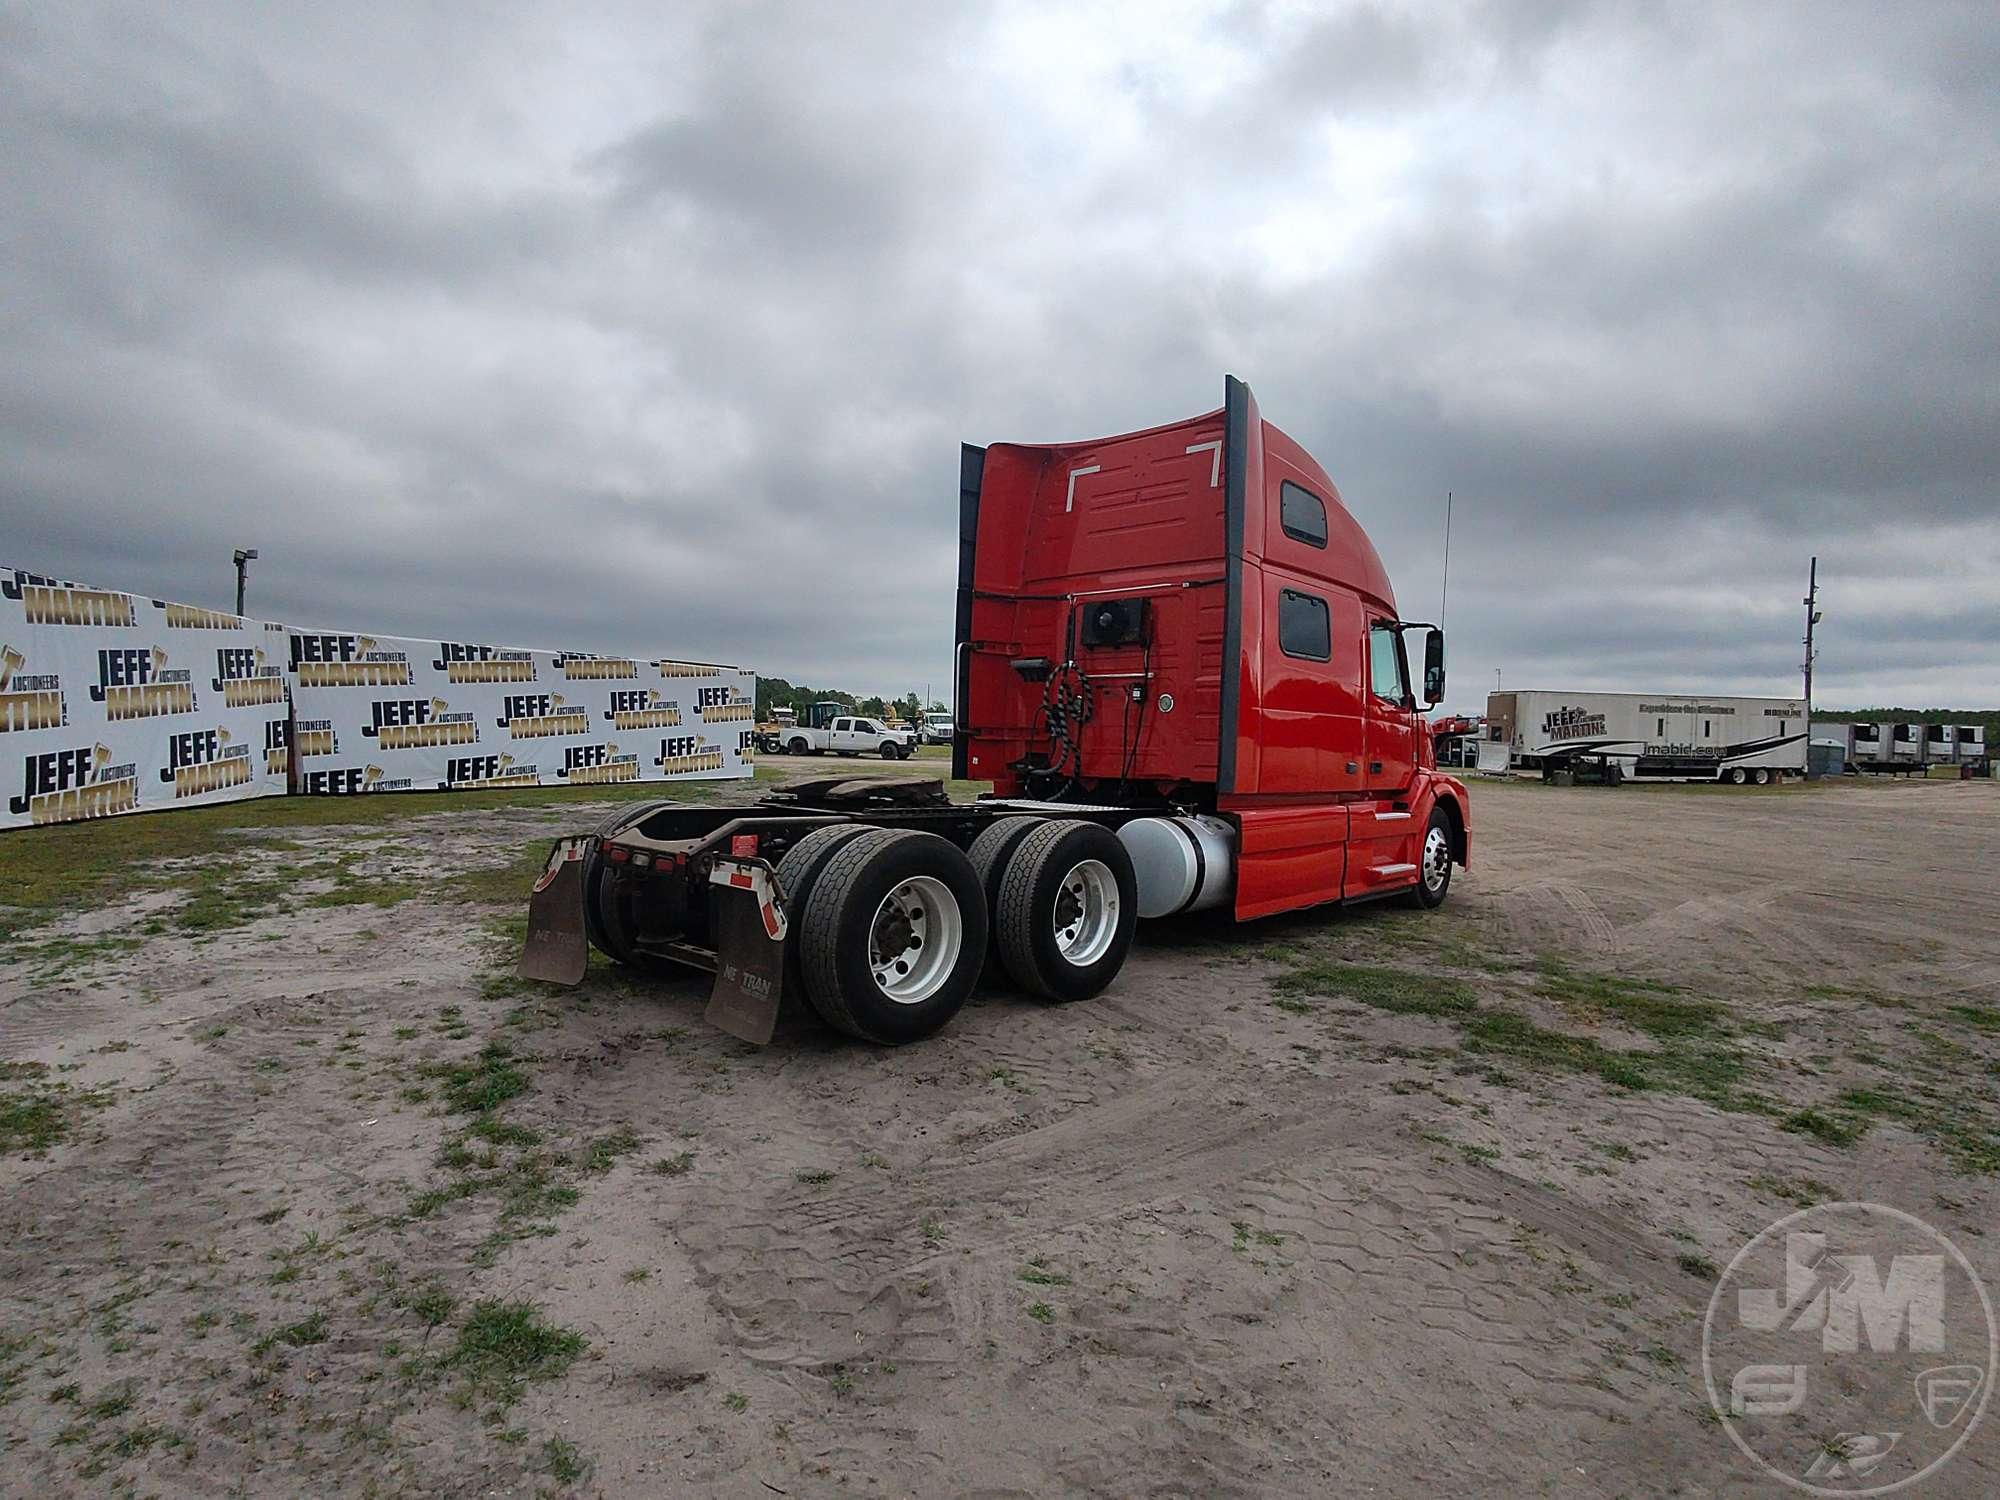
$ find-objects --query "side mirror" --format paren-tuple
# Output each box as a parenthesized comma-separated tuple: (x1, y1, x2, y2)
(1422, 628, 1445, 706)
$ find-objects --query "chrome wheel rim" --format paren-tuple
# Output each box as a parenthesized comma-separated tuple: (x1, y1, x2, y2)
(1052, 859, 1118, 967)
(1422, 826, 1450, 892)
(869, 876, 961, 1005)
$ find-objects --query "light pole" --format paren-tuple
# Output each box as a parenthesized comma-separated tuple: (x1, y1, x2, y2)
(233, 548, 258, 617)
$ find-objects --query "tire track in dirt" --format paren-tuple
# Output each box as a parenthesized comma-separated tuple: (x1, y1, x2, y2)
(671, 1063, 1694, 1378)
(1499, 879, 1620, 955)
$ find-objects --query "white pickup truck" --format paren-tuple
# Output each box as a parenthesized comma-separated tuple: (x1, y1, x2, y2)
(783, 704, 916, 759)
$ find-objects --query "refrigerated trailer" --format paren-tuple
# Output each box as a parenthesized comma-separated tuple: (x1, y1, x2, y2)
(518, 377, 1470, 1046)
(1487, 690, 1807, 784)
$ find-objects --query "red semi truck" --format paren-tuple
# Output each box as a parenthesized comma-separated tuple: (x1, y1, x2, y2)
(520, 377, 1469, 1045)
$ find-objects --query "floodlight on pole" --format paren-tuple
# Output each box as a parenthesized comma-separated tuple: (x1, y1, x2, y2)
(233, 548, 259, 617)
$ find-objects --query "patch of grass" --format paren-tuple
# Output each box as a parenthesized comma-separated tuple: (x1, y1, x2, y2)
(1824, 1087, 2000, 1173)
(543, 1435, 588, 1483)
(1533, 959, 1728, 1040)
(723, 1390, 748, 1412)
(298, 876, 427, 910)
(1677, 1252, 1719, 1280)
(1461, 1010, 1652, 1090)
(1746, 1173, 1835, 1207)
(0, 774, 756, 918)
(1273, 961, 1476, 1018)
(1781, 1108, 1866, 1147)
(651, 1151, 695, 1176)
(1025, 1302, 1054, 1324)
(424, 1043, 528, 1114)
(102, 1421, 180, 1458)
(469, 1116, 542, 1148)
(579, 1127, 641, 1175)
(174, 874, 292, 934)
(88, 1386, 134, 1420)
(276, 1312, 329, 1347)
(796, 1169, 835, 1186)
(1230, 1220, 1284, 1252)
(446, 1300, 586, 1402)
(0, 1077, 113, 1156)
(1835, 1087, 1924, 1124)
(1018, 1262, 1072, 1287)
(405, 1287, 457, 1328)
(0, 1089, 70, 1154)
(1946, 1005, 2000, 1031)
(448, 839, 563, 908)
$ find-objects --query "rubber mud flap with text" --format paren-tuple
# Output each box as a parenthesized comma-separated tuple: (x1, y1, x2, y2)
(705, 864, 788, 1045)
(518, 836, 590, 985)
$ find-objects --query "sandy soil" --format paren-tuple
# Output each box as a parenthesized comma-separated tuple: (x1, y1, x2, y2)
(2, 773, 1996, 1496)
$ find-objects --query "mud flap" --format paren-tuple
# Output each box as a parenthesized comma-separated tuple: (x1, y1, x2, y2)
(703, 858, 789, 1045)
(518, 836, 592, 986)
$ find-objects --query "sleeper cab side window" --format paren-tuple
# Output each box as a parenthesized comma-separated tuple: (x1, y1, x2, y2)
(1368, 624, 1405, 701)
(1279, 481, 1328, 548)
(1277, 589, 1330, 661)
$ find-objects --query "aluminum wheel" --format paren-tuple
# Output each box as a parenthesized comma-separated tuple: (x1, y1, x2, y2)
(868, 875, 962, 1005)
(1422, 825, 1451, 892)
(1052, 859, 1119, 967)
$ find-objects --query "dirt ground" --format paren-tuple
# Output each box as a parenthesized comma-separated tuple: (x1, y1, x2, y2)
(2, 771, 1996, 1497)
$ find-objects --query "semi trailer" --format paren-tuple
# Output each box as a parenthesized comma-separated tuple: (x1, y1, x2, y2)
(1486, 690, 1808, 784)
(519, 377, 1470, 1045)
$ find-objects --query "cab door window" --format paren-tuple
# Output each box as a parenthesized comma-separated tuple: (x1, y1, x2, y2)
(1367, 624, 1406, 703)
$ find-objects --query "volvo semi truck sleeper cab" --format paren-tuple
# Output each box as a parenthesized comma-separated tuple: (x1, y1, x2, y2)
(520, 377, 1470, 1045)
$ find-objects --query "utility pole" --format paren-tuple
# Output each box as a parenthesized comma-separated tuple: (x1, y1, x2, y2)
(233, 548, 259, 617)
(1802, 556, 1820, 717)
(1803, 557, 1822, 779)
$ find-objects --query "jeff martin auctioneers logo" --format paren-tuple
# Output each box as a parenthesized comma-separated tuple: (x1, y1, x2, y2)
(1703, 1202, 1994, 1494)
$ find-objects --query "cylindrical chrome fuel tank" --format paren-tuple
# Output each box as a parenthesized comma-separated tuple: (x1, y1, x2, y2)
(1117, 815, 1236, 919)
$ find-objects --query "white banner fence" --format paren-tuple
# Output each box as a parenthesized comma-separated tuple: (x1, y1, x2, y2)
(1, 561, 753, 831)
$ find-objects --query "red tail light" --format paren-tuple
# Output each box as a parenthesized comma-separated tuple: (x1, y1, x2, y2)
(604, 843, 630, 863)
(729, 834, 759, 858)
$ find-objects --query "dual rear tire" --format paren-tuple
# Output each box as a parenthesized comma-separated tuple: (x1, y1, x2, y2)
(991, 820, 1138, 1002)
(779, 817, 1139, 1046)
(789, 828, 988, 1046)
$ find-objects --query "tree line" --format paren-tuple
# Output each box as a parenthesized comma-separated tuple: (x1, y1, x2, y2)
(753, 677, 946, 724)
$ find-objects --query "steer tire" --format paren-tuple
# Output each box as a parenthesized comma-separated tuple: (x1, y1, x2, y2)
(879, 741, 900, 760)
(994, 820, 1138, 1003)
(788, 737, 810, 756)
(1404, 805, 1454, 909)
(798, 829, 987, 1045)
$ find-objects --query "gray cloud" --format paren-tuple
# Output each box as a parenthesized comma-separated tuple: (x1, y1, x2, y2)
(1, 0, 1994, 712)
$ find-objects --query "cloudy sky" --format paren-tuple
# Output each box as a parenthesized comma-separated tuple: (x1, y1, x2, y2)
(2, 0, 1994, 714)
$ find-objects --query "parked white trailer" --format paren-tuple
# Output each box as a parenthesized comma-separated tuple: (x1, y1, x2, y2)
(1487, 690, 1808, 784)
